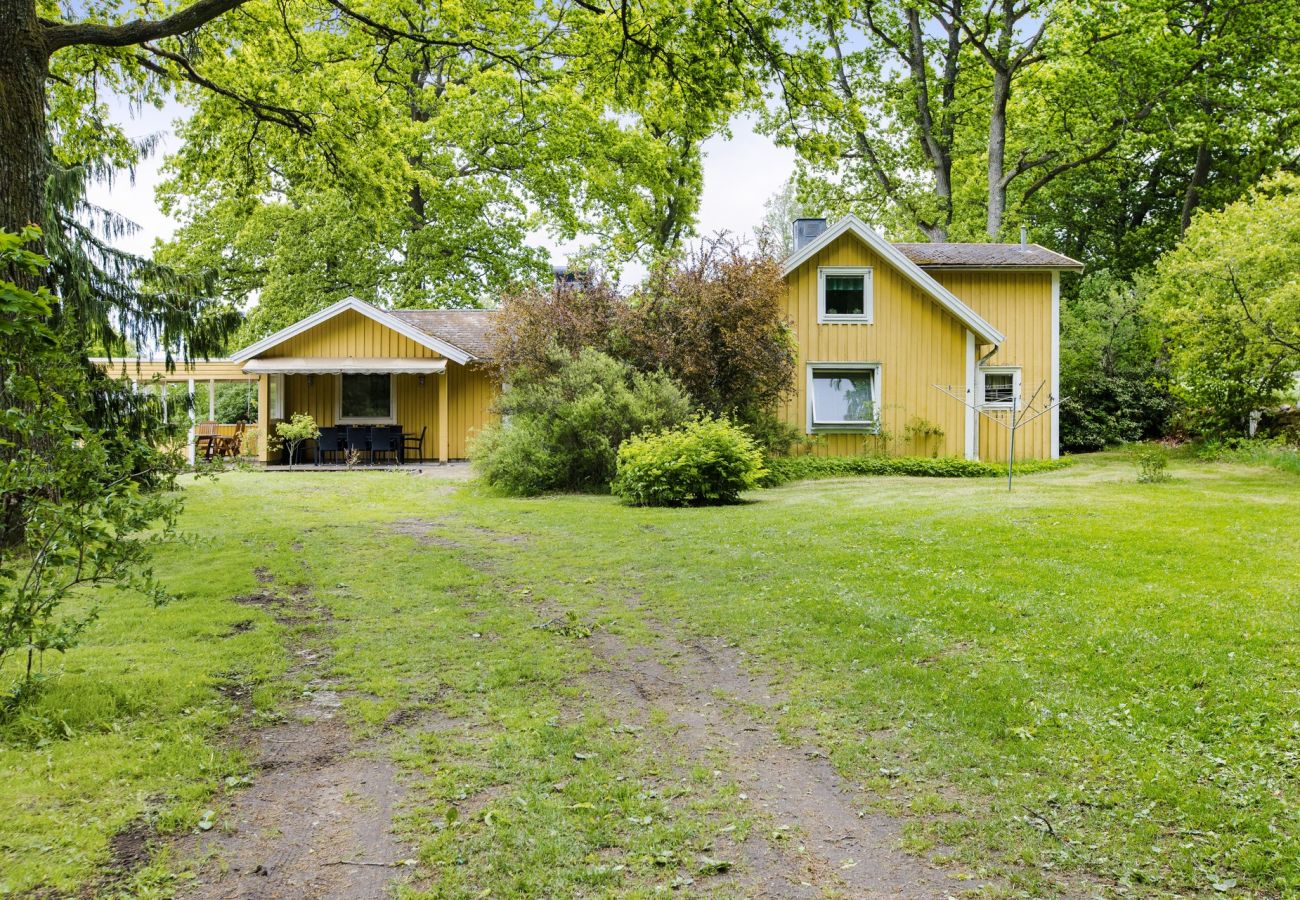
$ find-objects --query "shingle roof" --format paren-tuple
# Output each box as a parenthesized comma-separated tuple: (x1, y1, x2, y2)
(390, 308, 498, 361)
(893, 243, 1084, 270)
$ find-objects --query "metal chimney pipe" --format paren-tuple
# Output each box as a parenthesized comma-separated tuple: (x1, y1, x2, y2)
(793, 218, 828, 252)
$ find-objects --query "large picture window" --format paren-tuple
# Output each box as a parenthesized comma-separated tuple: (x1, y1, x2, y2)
(808, 364, 880, 432)
(818, 267, 873, 323)
(338, 373, 395, 423)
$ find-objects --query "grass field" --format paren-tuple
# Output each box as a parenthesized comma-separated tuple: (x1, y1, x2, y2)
(1, 452, 1297, 897)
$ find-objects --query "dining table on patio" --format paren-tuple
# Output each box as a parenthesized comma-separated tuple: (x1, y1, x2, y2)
(195, 421, 246, 460)
(294, 424, 427, 465)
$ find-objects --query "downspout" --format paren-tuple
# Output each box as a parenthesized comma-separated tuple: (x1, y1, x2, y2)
(970, 342, 999, 461)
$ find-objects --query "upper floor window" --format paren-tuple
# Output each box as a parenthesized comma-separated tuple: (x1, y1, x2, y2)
(979, 367, 1021, 409)
(818, 267, 874, 323)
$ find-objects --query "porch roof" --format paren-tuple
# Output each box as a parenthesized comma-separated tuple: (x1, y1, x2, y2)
(242, 357, 449, 375)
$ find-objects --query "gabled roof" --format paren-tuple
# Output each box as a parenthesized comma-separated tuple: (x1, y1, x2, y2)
(230, 297, 474, 365)
(781, 216, 1006, 345)
(390, 309, 497, 361)
(894, 243, 1084, 270)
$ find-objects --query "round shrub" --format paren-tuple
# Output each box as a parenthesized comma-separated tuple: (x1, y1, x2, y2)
(612, 418, 766, 506)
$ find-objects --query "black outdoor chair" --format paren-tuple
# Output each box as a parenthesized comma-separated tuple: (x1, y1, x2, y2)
(403, 425, 427, 463)
(369, 426, 402, 464)
(314, 426, 344, 465)
(345, 426, 370, 462)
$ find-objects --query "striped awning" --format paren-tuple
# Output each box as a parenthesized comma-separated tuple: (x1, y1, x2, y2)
(241, 357, 447, 375)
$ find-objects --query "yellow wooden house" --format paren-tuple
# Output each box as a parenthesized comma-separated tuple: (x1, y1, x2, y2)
(779, 216, 1082, 461)
(96, 215, 1080, 466)
(95, 297, 498, 464)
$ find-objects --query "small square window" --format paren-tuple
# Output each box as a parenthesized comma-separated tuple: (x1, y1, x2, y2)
(825, 275, 865, 315)
(809, 365, 879, 431)
(818, 268, 873, 322)
(980, 368, 1020, 408)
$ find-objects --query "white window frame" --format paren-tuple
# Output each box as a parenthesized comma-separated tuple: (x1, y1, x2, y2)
(807, 362, 882, 433)
(335, 373, 398, 424)
(978, 366, 1021, 410)
(817, 266, 874, 324)
(267, 373, 285, 419)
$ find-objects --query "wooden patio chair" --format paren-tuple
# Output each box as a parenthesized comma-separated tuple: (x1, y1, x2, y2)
(195, 421, 220, 460)
(215, 421, 245, 458)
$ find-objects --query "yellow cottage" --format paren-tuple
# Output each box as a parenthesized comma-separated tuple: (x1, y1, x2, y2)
(95, 297, 498, 464)
(779, 216, 1082, 461)
(95, 215, 1080, 466)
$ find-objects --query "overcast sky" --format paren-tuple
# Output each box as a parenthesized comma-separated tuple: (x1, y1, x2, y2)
(86, 97, 797, 287)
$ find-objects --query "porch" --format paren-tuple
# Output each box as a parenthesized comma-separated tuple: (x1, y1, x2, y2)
(93, 297, 499, 466)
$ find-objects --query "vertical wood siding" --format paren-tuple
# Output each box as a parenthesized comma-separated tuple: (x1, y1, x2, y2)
(779, 232, 969, 458)
(260, 308, 497, 460)
(259, 309, 443, 360)
(779, 233, 1055, 461)
(931, 271, 1053, 461)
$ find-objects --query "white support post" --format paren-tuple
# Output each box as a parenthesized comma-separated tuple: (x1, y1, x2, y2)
(187, 378, 196, 465)
(208, 378, 216, 421)
(965, 330, 978, 460)
(1050, 271, 1061, 459)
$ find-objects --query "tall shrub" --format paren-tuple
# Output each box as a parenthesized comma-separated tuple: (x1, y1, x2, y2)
(625, 239, 797, 441)
(488, 275, 629, 381)
(1149, 174, 1300, 437)
(471, 349, 690, 495)
(485, 240, 799, 452)
(1059, 270, 1172, 451)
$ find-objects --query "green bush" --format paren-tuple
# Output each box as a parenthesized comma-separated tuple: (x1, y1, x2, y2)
(612, 418, 767, 506)
(1133, 445, 1172, 483)
(471, 348, 691, 495)
(759, 454, 1072, 487)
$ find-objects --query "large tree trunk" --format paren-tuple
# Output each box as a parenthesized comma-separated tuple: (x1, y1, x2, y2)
(986, 68, 1011, 239)
(1179, 142, 1211, 234)
(905, 7, 954, 240)
(0, 0, 49, 246)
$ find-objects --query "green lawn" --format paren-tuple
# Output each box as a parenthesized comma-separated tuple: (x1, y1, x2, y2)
(2, 453, 1298, 897)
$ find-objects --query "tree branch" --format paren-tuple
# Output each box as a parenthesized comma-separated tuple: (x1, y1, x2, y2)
(1228, 265, 1300, 355)
(42, 0, 250, 52)
(135, 45, 317, 136)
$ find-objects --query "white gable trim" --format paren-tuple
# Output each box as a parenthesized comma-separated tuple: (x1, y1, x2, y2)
(230, 297, 473, 365)
(781, 216, 1005, 346)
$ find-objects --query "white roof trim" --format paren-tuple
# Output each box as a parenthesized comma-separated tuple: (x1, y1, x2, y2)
(230, 297, 473, 365)
(242, 357, 448, 375)
(781, 216, 1006, 345)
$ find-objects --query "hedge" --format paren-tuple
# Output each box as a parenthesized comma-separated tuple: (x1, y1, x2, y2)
(759, 454, 1072, 487)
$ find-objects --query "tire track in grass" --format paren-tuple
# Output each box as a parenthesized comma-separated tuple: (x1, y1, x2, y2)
(395, 516, 986, 898)
(582, 619, 985, 899)
(173, 568, 415, 900)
